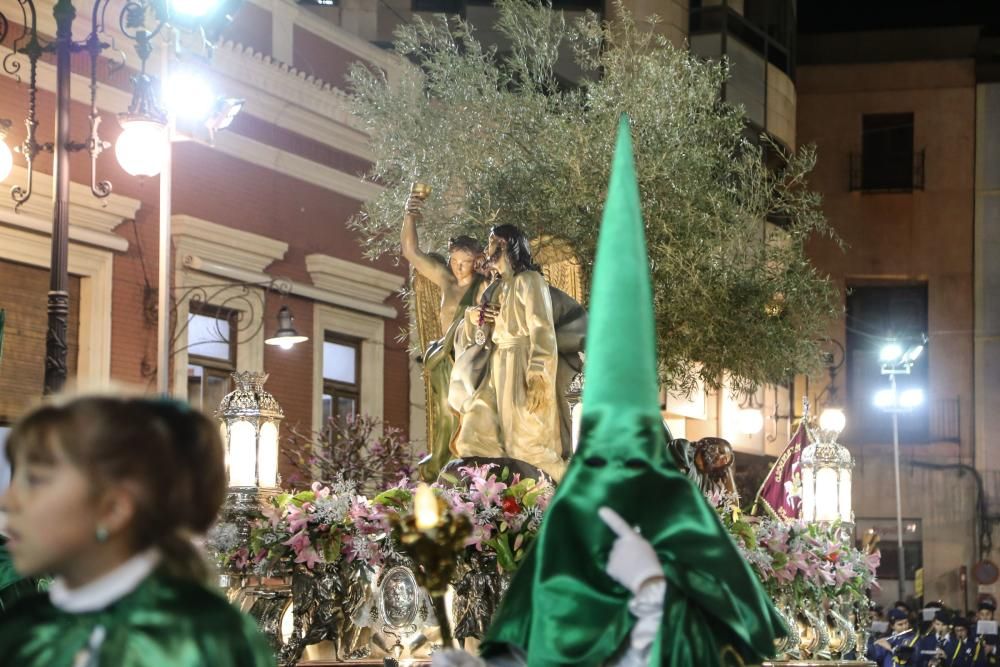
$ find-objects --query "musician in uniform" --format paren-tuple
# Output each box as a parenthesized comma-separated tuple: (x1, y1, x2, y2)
(870, 608, 919, 667)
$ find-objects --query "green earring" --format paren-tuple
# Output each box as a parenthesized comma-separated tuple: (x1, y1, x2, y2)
(95, 526, 109, 543)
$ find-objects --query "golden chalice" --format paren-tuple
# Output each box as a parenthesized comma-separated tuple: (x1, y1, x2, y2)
(410, 182, 432, 201)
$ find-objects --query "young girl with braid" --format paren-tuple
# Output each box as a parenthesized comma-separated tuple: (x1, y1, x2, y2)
(0, 396, 275, 666)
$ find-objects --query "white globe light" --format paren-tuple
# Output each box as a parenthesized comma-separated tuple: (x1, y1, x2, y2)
(873, 388, 896, 409)
(0, 141, 12, 182)
(899, 388, 925, 409)
(818, 407, 846, 435)
(170, 0, 219, 18)
(164, 70, 215, 121)
(115, 119, 168, 177)
(737, 408, 764, 435)
(880, 342, 903, 363)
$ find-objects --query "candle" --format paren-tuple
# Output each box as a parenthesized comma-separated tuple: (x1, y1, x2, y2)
(414, 483, 440, 531)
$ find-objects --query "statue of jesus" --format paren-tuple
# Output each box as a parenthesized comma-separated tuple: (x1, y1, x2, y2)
(449, 224, 566, 480)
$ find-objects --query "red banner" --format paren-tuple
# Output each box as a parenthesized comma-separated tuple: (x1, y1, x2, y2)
(751, 420, 807, 519)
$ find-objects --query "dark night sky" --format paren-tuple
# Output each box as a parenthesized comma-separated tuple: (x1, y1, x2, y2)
(798, 1, 1000, 35)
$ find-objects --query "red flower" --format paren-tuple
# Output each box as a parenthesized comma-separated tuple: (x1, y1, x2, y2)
(827, 551, 840, 563)
(502, 497, 521, 515)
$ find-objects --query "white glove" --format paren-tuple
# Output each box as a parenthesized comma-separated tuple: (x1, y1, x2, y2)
(431, 650, 488, 667)
(598, 506, 664, 594)
(431, 649, 526, 667)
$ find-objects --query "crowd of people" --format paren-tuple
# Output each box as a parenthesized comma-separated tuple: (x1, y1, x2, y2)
(867, 598, 999, 667)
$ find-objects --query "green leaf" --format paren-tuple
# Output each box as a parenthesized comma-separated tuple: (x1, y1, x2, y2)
(292, 491, 316, 505)
(322, 536, 342, 564)
(522, 487, 544, 507)
(373, 487, 413, 508)
(489, 533, 517, 572)
(508, 478, 536, 501)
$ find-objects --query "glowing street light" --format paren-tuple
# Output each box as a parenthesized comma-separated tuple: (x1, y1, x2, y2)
(880, 342, 903, 363)
(170, 0, 222, 18)
(116, 118, 169, 177)
(737, 408, 764, 435)
(163, 69, 217, 122)
(818, 407, 846, 436)
(899, 388, 925, 409)
(264, 306, 309, 350)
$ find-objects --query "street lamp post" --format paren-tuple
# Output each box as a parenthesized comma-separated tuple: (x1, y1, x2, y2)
(0, 0, 120, 394)
(887, 371, 907, 604)
(876, 337, 926, 604)
(2, 0, 242, 396)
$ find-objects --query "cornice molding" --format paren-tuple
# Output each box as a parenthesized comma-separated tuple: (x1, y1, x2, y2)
(0, 166, 136, 252)
(172, 214, 288, 273)
(1, 44, 383, 202)
(305, 253, 404, 306)
(213, 130, 382, 201)
(250, 0, 403, 77)
(212, 39, 373, 155)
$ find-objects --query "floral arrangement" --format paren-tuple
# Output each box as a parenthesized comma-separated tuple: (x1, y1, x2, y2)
(709, 491, 879, 608)
(282, 414, 415, 496)
(210, 464, 554, 577)
(207, 478, 365, 574)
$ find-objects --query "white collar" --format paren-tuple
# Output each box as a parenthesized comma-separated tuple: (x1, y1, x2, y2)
(49, 549, 161, 613)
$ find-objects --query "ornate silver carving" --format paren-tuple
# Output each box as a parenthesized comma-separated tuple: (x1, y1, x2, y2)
(379, 566, 420, 629)
(218, 371, 285, 421)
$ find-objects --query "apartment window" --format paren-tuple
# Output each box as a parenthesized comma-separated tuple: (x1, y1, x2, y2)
(845, 283, 929, 443)
(186, 304, 237, 412)
(323, 334, 361, 425)
(861, 113, 914, 191)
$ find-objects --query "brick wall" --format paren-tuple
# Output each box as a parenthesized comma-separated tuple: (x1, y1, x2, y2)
(0, 6, 411, 472)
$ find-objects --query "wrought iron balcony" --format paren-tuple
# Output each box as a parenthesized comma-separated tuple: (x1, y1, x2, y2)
(849, 149, 926, 193)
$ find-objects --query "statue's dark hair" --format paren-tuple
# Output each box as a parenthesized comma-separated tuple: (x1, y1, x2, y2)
(490, 224, 540, 274)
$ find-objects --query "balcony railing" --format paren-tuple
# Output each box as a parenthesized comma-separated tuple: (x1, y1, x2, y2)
(849, 149, 926, 193)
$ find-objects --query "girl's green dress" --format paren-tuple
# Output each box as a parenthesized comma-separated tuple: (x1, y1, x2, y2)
(0, 555, 275, 667)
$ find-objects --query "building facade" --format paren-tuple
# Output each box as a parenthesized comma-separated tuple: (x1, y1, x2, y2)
(796, 8, 998, 609)
(0, 0, 416, 482)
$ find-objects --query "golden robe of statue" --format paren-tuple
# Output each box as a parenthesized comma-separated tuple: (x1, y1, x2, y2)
(449, 229, 567, 481)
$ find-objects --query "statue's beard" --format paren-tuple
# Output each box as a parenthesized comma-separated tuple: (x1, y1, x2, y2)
(484, 244, 505, 274)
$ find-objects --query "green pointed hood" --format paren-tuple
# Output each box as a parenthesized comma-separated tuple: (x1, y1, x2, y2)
(578, 115, 662, 452)
(481, 116, 785, 667)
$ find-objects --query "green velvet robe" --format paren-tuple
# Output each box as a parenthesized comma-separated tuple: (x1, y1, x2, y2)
(0, 569, 275, 666)
(0, 537, 37, 615)
(419, 273, 486, 482)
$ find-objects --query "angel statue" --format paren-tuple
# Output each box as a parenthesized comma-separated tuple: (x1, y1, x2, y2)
(402, 191, 488, 482)
(407, 211, 586, 482)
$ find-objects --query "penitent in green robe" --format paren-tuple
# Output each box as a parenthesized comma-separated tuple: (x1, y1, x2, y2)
(0, 569, 275, 667)
(481, 117, 785, 666)
(419, 273, 485, 482)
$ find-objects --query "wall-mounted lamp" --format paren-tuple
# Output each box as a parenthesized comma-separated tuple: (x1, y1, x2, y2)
(264, 305, 309, 350)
